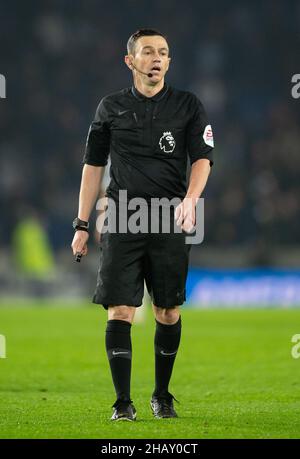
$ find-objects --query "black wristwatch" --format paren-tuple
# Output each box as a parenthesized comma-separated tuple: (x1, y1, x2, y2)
(73, 217, 89, 232)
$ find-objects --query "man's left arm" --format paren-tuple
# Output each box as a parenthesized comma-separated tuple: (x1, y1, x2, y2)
(186, 158, 211, 200)
(175, 95, 214, 232)
(175, 159, 211, 232)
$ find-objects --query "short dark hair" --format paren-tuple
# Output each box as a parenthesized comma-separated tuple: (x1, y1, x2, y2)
(127, 28, 168, 56)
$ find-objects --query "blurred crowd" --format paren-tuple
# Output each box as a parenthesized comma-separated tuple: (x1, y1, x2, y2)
(0, 0, 299, 256)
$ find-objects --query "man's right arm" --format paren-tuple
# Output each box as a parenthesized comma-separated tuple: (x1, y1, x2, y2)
(71, 164, 104, 257)
(71, 97, 110, 258)
(78, 164, 104, 221)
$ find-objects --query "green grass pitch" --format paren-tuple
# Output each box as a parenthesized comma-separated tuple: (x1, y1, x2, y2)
(0, 302, 299, 439)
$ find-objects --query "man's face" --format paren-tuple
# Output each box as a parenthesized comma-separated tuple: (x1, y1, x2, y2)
(128, 35, 171, 83)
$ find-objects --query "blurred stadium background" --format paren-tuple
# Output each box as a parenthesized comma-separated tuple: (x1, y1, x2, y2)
(0, 0, 299, 307)
(1, 0, 300, 440)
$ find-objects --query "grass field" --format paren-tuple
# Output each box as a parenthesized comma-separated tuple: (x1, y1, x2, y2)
(0, 302, 299, 439)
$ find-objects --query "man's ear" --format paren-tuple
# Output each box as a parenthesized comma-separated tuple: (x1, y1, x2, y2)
(166, 57, 171, 72)
(125, 54, 134, 70)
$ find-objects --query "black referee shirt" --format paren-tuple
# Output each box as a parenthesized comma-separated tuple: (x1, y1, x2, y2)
(83, 82, 214, 202)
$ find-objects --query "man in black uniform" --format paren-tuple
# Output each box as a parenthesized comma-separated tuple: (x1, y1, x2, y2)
(71, 29, 214, 421)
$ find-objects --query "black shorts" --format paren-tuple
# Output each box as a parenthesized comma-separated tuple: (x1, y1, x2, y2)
(92, 202, 192, 310)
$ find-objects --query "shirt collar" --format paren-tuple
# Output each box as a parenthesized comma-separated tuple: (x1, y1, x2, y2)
(131, 82, 169, 102)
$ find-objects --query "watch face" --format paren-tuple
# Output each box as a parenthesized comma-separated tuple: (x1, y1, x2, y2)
(73, 218, 88, 229)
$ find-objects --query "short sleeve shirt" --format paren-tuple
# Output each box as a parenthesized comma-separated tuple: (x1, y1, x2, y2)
(83, 82, 214, 202)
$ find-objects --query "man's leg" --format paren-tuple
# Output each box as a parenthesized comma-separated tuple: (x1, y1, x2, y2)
(105, 305, 136, 403)
(152, 304, 181, 398)
(134, 282, 150, 324)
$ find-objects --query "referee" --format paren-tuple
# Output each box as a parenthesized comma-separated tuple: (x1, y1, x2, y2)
(71, 29, 214, 421)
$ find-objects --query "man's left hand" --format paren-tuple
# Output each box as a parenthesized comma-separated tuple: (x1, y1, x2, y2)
(174, 197, 198, 233)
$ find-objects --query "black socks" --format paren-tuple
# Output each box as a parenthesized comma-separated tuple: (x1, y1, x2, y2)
(105, 319, 132, 402)
(105, 316, 182, 403)
(153, 315, 182, 398)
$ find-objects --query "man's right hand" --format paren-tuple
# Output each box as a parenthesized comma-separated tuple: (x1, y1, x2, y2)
(71, 230, 89, 257)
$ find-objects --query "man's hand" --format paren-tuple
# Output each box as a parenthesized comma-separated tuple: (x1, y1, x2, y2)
(176, 159, 210, 233)
(71, 230, 89, 258)
(175, 197, 198, 233)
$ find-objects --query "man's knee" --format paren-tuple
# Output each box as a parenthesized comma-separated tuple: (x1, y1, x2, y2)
(108, 305, 136, 323)
(153, 305, 180, 324)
